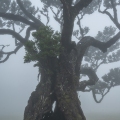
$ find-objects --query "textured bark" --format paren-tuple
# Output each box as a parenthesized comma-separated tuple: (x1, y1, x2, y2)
(24, 51, 86, 120)
(55, 52, 86, 120)
(24, 70, 54, 120)
(24, 57, 57, 120)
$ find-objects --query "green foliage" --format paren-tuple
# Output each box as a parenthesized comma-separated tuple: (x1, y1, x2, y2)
(84, 26, 120, 69)
(102, 68, 120, 85)
(24, 40, 38, 63)
(24, 26, 61, 64)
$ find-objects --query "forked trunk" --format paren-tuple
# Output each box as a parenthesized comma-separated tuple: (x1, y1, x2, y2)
(24, 51, 85, 120)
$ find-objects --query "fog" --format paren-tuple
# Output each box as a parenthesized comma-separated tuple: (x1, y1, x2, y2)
(1, 46, 120, 120)
(0, 0, 120, 120)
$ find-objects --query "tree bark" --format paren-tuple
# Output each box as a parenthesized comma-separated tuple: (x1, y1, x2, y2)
(55, 52, 86, 120)
(24, 50, 86, 120)
(24, 70, 54, 120)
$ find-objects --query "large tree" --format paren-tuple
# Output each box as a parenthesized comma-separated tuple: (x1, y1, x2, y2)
(0, 0, 120, 120)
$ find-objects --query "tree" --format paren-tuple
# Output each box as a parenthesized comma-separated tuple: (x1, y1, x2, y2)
(0, 0, 120, 120)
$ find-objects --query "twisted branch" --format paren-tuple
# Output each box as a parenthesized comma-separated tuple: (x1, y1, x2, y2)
(73, 0, 92, 16)
(98, 1, 120, 29)
(0, 44, 23, 63)
(0, 12, 38, 29)
(77, 67, 99, 91)
(0, 29, 26, 44)
(17, 0, 44, 28)
(0, 27, 34, 63)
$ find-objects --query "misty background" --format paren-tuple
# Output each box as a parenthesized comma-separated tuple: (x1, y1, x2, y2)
(1, 47, 120, 120)
(0, 0, 120, 120)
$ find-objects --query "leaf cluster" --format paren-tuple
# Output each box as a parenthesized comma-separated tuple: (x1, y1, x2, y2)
(102, 68, 120, 85)
(84, 26, 120, 69)
(24, 26, 61, 64)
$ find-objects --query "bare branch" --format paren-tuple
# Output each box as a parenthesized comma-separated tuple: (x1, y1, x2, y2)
(92, 86, 111, 103)
(50, 7, 62, 24)
(0, 44, 23, 63)
(110, 0, 118, 21)
(0, 26, 34, 63)
(12, 23, 25, 46)
(79, 32, 120, 53)
(75, 32, 120, 77)
(73, 0, 92, 16)
(17, 0, 44, 28)
(77, 67, 99, 91)
(25, 26, 35, 40)
(98, 2, 120, 29)
(0, 12, 38, 29)
(0, 45, 9, 50)
(0, 29, 25, 62)
(98, 9, 114, 22)
(77, 15, 84, 38)
(94, 60, 105, 71)
(40, 9, 50, 26)
(0, 29, 26, 44)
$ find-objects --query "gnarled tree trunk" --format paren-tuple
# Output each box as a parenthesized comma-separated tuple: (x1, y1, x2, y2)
(23, 0, 120, 120)
(24, 50, 86, 120)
